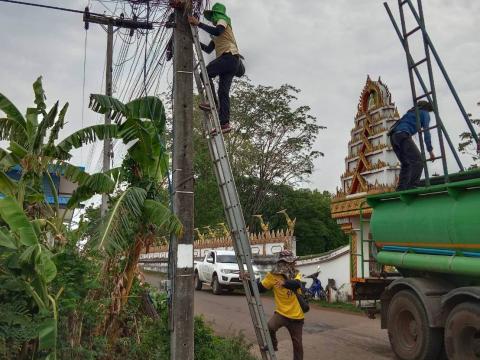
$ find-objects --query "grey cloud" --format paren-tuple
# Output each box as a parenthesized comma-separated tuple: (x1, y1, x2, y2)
(0, 0, 478, 192)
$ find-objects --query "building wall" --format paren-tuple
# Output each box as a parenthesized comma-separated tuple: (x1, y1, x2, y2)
(296, 245, 351, 294)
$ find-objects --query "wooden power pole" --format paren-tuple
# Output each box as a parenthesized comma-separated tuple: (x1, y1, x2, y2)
(83, 8, 152, 216)
(170, 1, 195, 359)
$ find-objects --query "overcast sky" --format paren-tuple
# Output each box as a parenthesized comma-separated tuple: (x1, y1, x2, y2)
(0, 0, 478, 192)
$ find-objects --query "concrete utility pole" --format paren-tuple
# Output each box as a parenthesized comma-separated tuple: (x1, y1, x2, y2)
(83, 8, 152, 216)
(170, 1, 194, 359)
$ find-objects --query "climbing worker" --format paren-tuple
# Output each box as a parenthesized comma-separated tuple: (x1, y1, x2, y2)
(188, 3, 242, 134)
(389, 100, 435, 191)
(241, 249, 306, 360)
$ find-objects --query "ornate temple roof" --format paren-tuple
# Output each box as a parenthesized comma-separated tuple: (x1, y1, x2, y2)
(356, 75, 397, 119)
(332, 76, 400, 218)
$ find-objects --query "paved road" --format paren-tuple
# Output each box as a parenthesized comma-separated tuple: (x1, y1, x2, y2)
(194, 288, 394, 360)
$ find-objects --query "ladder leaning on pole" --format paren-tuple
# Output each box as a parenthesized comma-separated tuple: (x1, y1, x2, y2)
(384, 0, 480, 186)
(190, 25, 277, 360)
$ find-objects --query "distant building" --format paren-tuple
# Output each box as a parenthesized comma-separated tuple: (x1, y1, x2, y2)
(5, 165, 82, 223)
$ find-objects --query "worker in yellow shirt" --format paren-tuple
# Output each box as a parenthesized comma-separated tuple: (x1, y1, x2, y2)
(259, 249, 305, 360)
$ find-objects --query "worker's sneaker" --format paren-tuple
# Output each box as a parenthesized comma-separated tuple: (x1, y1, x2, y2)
(221, 123, 232, 134)
(209, 123, 232, 136)
(199, 102, 212, 112)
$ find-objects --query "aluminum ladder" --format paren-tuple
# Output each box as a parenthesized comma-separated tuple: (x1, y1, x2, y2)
(190, 24, 277, 360)
(384, 0, 479, 186)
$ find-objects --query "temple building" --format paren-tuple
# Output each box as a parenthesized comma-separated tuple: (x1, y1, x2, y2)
(331, 76, 400, 283)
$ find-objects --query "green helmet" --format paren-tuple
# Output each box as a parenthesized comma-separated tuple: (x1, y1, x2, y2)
(204, 3, 231, 27)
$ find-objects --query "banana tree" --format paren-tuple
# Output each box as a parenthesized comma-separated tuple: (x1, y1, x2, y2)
(84, 94, 182, 340)
(0, 77, 121, 231)
(0, 196, 61, 359)
(0, 77, 139, 359)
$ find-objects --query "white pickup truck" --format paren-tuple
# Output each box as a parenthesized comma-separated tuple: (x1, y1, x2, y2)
(194, 250, 261, 295)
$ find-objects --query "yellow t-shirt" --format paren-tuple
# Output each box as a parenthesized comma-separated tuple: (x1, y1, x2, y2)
(213, 19, 239, 58)
(261, 272, 304, 320)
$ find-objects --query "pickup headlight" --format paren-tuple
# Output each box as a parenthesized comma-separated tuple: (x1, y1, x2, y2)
(222, 269, 237, 274)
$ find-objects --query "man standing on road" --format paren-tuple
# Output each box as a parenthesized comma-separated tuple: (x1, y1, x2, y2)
(256, 250, 305, 360)
(188, 3, 241, 134)
(389, 100, 435, 191)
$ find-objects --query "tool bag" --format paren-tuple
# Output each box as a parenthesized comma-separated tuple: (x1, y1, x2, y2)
(236, 55, 246, 77)
(295, 290, 310, 313)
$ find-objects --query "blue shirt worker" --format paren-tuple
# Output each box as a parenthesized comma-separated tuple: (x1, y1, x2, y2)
(188, 3, 242, 134)
(390, 100, 435, 191)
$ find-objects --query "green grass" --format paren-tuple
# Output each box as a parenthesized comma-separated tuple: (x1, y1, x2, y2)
(309, 300, 362, 313)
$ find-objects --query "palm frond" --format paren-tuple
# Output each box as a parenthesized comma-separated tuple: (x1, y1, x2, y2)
(55, 124, 119, 160)
(143, 199, 183, 237)
(89, 94, 126, 123)
(0, 118, 28, 142)
(33, 101, 58, 153)
(66, 173, 116, 209)
(0, 93, 26, 129)
(0, 171, 18, 197)
(0, 197, 38, 247)
(125, 96, 166, 132)
(0, 147, 19, 170)
(105, 167, 124, 185)
(47, 102, 68, 147)
(33, 77, 47, 115)
(8, 141, 28, 159)
(95, 187, 147, 253)
(25, 108, 38, 148)
(0, 148, 17, 170)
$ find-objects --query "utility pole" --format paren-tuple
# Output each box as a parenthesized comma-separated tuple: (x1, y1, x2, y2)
(83, 8, 152, 216)
(170, 1, 194, 359)
(102, 23, 113, 217)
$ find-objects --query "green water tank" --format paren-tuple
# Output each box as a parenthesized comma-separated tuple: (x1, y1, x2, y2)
(367, 177, 480, 253)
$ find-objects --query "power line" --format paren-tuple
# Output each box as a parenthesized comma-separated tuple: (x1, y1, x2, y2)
(0, 0, 109, 16)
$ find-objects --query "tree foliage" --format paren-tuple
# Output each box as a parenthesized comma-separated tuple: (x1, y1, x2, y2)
(193, 78, 345, 254)
(458, 113, 480, 168)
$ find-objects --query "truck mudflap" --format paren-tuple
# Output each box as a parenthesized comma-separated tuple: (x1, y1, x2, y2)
(380, 277, 455, 329)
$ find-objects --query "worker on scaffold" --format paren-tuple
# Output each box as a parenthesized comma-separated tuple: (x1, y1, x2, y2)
(189, 3, 243, 134)
(389, 100, 435, 191)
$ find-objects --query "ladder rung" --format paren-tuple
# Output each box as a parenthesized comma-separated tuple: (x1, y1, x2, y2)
(410, 57, 428, 69)
(415, 91, 433, 101)
(213, 157, 226, 163)
(424, 155, 443, 162)
(405, 26, 421, 37)
(419, 124, 438, 132)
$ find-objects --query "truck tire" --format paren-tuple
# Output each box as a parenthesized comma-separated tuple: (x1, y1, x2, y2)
(194, 271, 202, 291)
(387, 290, 443, 360)
(444, 302, 480, 360)
(212, 275, 222, 295)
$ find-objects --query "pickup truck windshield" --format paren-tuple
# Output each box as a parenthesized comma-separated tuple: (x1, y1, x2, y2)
(216, 255, 237, 263)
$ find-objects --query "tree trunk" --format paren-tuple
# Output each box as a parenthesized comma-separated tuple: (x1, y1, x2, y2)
(103, 233, 149, 344)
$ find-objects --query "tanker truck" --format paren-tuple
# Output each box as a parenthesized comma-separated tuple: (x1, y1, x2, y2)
(358, 170, 480, 360)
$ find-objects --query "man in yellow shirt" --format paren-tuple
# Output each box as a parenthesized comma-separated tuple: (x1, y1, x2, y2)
(259, 250, 305, 360)
(188, 3, 242, 134)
